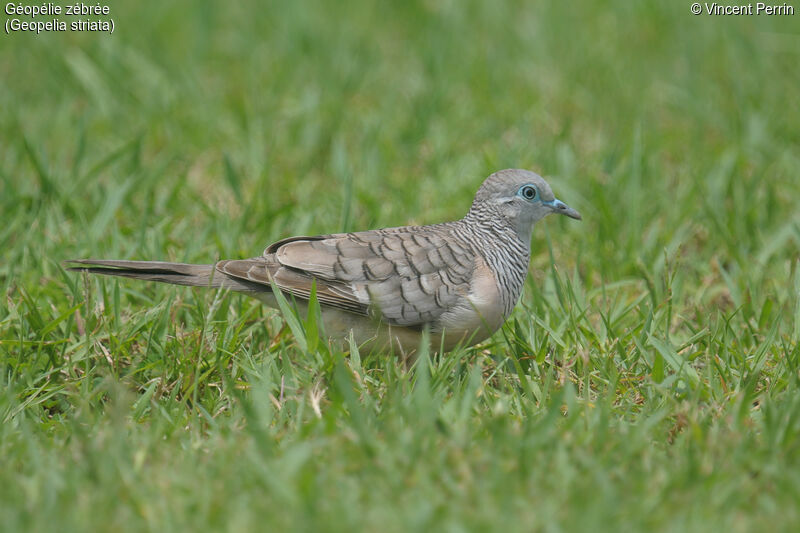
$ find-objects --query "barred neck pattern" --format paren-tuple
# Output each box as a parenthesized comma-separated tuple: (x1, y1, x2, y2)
(456, 204, 531, 317)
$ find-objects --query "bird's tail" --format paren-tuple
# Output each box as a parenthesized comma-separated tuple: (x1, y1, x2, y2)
(63, 259, 262, 293)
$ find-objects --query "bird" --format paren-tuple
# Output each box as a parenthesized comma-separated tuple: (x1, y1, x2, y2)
(65, 169, 581, 355)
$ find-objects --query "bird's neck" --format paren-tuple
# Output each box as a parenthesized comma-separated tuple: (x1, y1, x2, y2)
(463, 204, 534, 253)
(461, 208, 531, 317)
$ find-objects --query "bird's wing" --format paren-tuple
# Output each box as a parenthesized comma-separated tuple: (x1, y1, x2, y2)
(216, 255, 369, 315)
(217, 226, 477, 328)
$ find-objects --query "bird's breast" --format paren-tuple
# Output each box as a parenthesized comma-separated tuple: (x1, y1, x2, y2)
(436, 254, 507, 345)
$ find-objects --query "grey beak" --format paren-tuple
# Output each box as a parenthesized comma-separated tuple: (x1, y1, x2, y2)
(550, 199, 582, 220)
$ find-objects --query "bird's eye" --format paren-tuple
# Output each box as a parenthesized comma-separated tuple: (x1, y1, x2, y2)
(519, 185, 538, 200)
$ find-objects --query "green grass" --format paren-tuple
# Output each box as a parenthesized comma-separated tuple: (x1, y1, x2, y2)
(2, 0, 800, 531)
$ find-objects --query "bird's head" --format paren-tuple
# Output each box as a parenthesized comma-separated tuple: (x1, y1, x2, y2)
(469, 169, 581, 240)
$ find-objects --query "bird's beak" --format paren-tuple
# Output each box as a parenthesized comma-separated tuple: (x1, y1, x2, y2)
(547, 199, 582, 220)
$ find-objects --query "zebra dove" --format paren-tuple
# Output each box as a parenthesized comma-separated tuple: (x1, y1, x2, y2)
(66, 169, 580, 354)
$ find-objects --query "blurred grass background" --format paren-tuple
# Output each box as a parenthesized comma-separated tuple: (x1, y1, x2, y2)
(1, 0, 800, 531)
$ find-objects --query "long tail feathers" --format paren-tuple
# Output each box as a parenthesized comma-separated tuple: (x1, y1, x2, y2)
(63, 259, 267, 293)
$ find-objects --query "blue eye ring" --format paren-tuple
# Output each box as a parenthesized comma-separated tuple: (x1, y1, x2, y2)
(518, 185, 538, 201)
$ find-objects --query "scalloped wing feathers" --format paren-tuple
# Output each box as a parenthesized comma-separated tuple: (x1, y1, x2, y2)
(217, 226, 477, 330)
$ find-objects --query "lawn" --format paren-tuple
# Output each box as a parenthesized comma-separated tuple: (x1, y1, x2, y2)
(2, 1, 799, 531)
